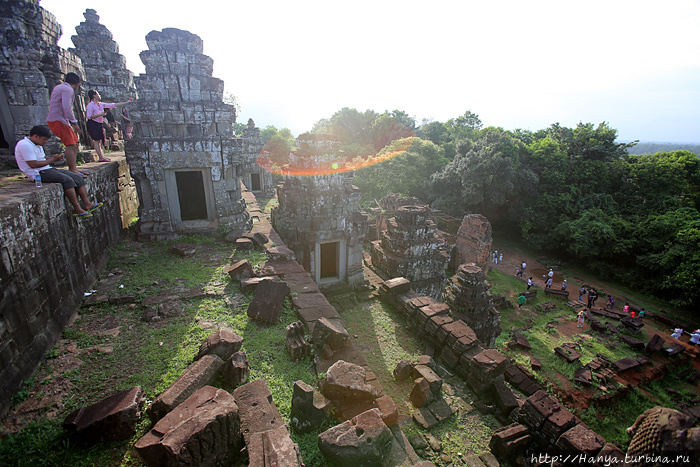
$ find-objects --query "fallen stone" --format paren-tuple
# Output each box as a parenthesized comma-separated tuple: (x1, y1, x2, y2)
(554, 346, 582, 363)
(463, 454, 487, 467)
(412, 406, 439, 429)
(63, 386, 144, 443)
(410, 377, 434, 408)
(248, 424, 304, 466)
(246, 279, 290, 324)
(556, 423, 605, 455)
(645, 334, 666, 354)
(574, 366, 593, 386)
(494, 380, 519, 414)
(135, 386, 242, 466)
(393, 359, 413, 381)
(223, 259, 254, 281)
(311, 316, 349, 351)
(284, 272, 321, 294)
(531, 358, 542, 371)
(619, 334, 645, 350)
(411, 364, 442, 396)
(221, 351, 250, 389)
(318, 408, 393, 467)
(195, 328, 243, 361)
(426, 398, 454, 422)
(382, 277, 411, 295)
(520, 390, 561, 431)
(169, 243, 196, 257)
(233, 379, 285, 444)
(240, 275, 281, 293)
(258, 260, 306, 277)
(286, 321, 311, 361)
(513, 331, 531, 350)
(489, 423, 531, 459)
(290, 380, 331, 433)
(375, 395, 399, 426)
(322, 360, 381, 402)
(612, 357, 640, 373)
(235, 238, 254, 250)
(479, 451, 500, 467)
(148, 354, 224, 422)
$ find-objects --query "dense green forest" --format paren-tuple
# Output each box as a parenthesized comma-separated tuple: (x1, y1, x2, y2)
(261, 108, 700, 310)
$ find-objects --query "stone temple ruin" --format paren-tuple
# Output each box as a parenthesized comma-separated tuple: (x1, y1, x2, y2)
(125, 28, 263, 240)
(271, 133, 369, 287)
(370, 196, 449, 300)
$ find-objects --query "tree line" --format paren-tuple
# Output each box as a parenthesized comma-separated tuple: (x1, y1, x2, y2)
(260, 108, 700, 310)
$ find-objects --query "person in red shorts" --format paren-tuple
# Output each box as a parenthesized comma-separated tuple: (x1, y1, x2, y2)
(47, 72, 83, 176)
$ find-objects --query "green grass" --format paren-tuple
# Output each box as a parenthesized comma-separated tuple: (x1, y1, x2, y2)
(0, 235, 326, 467)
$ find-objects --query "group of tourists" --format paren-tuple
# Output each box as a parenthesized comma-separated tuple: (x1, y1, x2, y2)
(14, 72, 133, 218)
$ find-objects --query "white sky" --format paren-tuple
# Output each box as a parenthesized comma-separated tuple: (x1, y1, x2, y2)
(40, 0, 700, 142)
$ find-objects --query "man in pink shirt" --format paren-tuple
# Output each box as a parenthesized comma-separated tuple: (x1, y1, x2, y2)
(46, 72, 83, 176)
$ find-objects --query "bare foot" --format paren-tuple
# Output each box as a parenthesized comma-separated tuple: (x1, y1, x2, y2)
(97, 158, 111, 162)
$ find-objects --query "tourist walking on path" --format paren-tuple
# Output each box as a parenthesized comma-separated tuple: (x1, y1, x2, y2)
(587, 293, 594, 310)
(545, 277, 553, 288)
(47, 72, 83, 176)
(577, 310, 585, 328)
(623, 303, 630, 315)
(518, 294, 526, 308)
(608, 296, 615, 309)
(672, 328, 683, 339)
(520, 261, 526, 274)
(86, 90, 131, 162)
(527, 277, 533, 290)
(14, 125, 102, 218)
(690, 330, 700, 346)
(579, 286, 586, 302)
(492, 251, 498, 264)
(639, 308, 646, 319)
(561, 279, 567, 291)
(499, 252, 503, 263)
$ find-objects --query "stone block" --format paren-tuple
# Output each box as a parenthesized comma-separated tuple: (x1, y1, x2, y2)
(594, 443, 627, 467)
(322, 360, 381, 402)
(426, 398, 454, 422)
(493, 380, 519, 415)
(541, 407, 577, 445)
(645, 334, 665, 354)
(318, 408, 393, 467)
(248, 425, 303, 466)
(311, 316, 349, 351)
(612, 357, 640, 373)
(375, 395, 398, 426)
(169, 243, 196, 257)
(489, 423, 531, 460)
(135, 386, 243, 467)
(412, 365, 442, 396)
(223, 259, 254, 281)
(240, 275, 281, 293)
(574, 366, 593, 386)
(235, 238, 254, 250)
(382, 277, 411, 295)
(410, 377, 434, 408)
(556, 423, 605, 456)
(554, 346, 582, 363)
(412, 407, 439, 429)
(520, 390, 561, 431)
(232, 379, 284, 444)
(195, 328, 243, 361)
(290, 380, 331, 433)
(62, 386, 144, 443)
(285, 321, 311, 361)
(221, 351, 250, 389)
(259, 260, 305, 277)
(284, 272, 320, 294)
(148, 354, 224, 422)
(246, 279, 290, 324)
(479, 452, 500, 467)
(619, 334, 645, 350)
(393, 359, 412, 381)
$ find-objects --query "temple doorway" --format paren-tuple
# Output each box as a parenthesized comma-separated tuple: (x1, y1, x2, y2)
(175, 171, 207, 220)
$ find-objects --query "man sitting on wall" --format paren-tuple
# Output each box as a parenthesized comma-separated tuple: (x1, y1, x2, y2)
(15, 125, 102, 218)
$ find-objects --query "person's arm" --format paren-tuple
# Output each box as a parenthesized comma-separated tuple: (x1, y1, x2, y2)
(25, 153, 64, 168)
(109, 98, 133, 108)
(62, 86, 78, 124)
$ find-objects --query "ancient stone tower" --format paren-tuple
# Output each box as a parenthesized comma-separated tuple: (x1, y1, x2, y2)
(443, 263, 501, 348)
(271, 133, 368, 287)
(0, 0, 86, 159)
(370, 201, 449, 300)
(69, 9, 137, 102)
(125, 28, 262, 239)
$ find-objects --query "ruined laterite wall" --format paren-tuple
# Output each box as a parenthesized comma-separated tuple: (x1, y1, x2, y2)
(0, 158, 138, 419)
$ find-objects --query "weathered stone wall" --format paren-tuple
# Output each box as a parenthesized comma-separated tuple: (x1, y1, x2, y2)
(271, 133, 368, 287)
(239, 119, 273, 197)
(69, 9, 137, 103)
(0, 158, 138, 419)
(451, 214, 492, 271)
(0, 0, 88, 158)
(125, 28, 260, 240)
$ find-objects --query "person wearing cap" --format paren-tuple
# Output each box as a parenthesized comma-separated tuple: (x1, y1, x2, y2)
(689, 330, 700, 346)
(561, 279, 567, 291)
(671, 328, 683, 339)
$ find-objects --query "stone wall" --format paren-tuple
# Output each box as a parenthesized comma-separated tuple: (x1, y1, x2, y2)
(0, 158, 138, 419)
(451, 214, 492, 271)
(125, 28, 262, 240)
(0, 0, 87, 158)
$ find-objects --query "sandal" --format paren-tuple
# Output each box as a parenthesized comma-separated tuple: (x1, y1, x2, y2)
(73, 211, 93, 218)
(88, 202, 103, 213)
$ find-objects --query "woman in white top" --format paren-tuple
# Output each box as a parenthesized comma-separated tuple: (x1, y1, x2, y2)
(86, 90, 131, 162)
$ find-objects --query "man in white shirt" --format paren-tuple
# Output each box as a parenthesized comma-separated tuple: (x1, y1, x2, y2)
(15, 126, 101, 218)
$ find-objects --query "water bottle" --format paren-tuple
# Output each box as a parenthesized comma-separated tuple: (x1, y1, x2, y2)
(35, 173, 42, 187)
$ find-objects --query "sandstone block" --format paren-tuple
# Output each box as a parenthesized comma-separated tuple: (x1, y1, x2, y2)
(311, 316, 349, 351)
(556, 423, 605, 456)
(410, 377, 433, 408)
(223, 259, 254, 281)
(233, 379, 284, 444)
(246, 279, 290, 324)
(221, 351, 250, 389)
(249, 425, 304, 466)
(195, 328, 243, 361)
(148, 354, 224, 422)
(62, 386, 144, 443)
(323, 360, 381, 402)
(318, 409, 393, 467)
(290, 380, 331, 433)
(136, 386, 242, 467)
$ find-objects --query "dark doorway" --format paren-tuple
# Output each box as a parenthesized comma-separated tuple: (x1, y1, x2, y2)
(250, 172, 261, 191)
(176, 171, 207, 220)
(320, 242, 339, 279)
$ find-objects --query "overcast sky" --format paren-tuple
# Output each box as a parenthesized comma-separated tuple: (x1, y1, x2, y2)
(41, 0, 700, 143)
